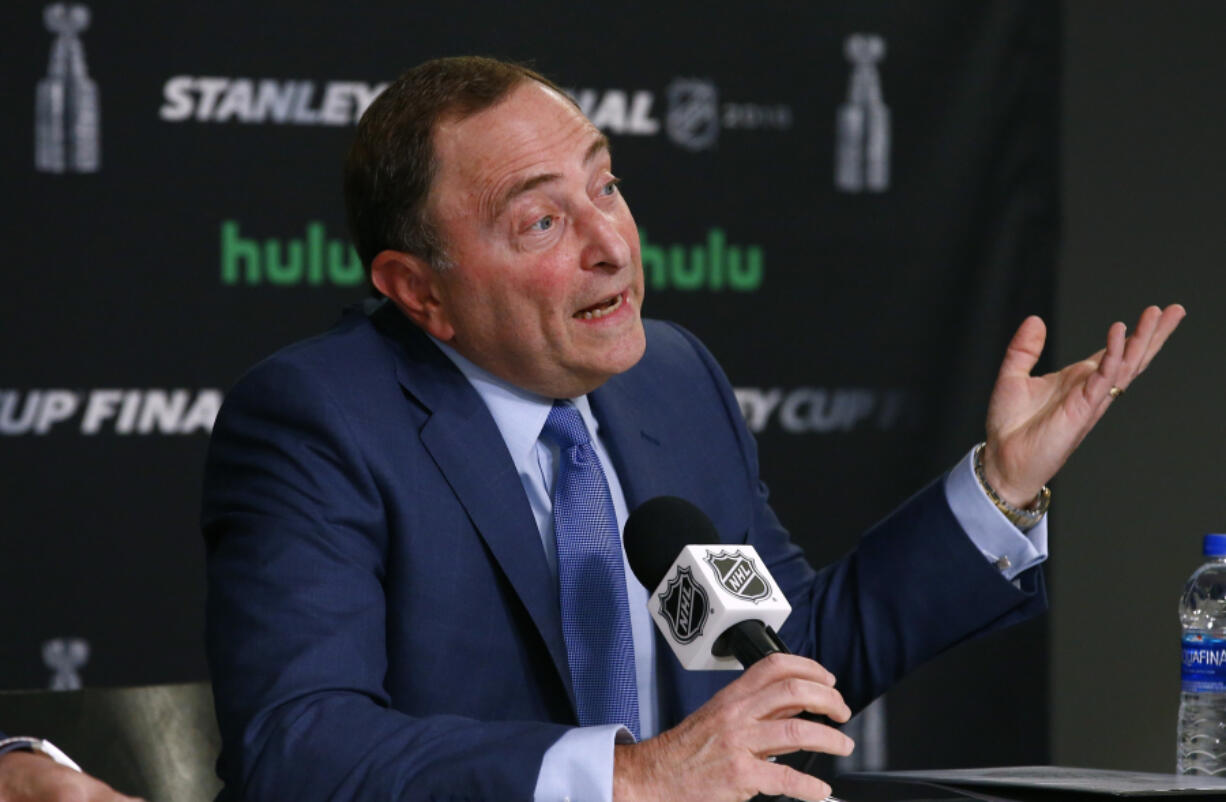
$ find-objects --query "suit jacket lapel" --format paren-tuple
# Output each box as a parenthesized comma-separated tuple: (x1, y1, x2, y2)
(590, 373, 703, 726)
(370, 303, 575, 710)
(591, 368, 740, 727)
(589, 376, 671, 515)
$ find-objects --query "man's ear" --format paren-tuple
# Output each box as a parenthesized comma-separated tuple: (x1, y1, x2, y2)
(371, 250, 455, 341)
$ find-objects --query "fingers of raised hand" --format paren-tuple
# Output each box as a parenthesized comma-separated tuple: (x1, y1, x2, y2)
(1096, 304, 1185, 402)
(1082, 321, 1126, 406)
(1135, 303, 1186, 374)
(1112, 305, 1163, 393)
(997, 315, 1048, 380)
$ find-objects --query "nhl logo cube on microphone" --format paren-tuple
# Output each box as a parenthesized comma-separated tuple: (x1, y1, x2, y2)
(649, 545, 792, 671)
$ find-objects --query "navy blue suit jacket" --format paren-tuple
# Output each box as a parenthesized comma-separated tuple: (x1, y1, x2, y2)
(203, 302, 1045, 801)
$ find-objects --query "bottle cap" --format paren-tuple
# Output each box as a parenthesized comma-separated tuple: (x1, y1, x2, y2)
(1204, 534, 1226, 556)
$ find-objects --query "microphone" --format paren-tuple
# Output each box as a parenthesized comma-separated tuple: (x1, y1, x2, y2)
(624, 497, 831, 801)
(623, 496, 793, 671)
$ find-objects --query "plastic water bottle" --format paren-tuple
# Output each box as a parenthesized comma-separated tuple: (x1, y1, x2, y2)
(1177, 534, 1226, 774)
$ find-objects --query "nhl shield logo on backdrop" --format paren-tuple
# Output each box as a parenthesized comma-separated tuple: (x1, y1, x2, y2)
(705, 549, 772, 602)
(666, 79, 719, 152)
(658, 566, 709, 644)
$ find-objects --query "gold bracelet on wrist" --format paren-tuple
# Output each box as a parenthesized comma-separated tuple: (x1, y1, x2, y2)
(972, 442, 1051, 531)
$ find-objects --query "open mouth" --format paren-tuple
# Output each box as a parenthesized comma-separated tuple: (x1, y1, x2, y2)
(574, 292, 624, 321)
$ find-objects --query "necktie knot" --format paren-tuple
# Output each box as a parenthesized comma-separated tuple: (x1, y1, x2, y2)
(542, 401, 591, 450)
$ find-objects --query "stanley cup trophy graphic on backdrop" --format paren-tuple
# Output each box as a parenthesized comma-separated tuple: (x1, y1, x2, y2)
(832, 36, 892, 766)
(835, 33, 889, 193)
(42, 637, 90, 691)
(35, 3, 100, 174)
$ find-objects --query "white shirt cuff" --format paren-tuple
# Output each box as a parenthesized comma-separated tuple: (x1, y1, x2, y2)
(943, 446, 1049, 581)
(533, 724, 633, 802)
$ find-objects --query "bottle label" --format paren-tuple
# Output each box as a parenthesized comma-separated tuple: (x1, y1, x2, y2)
(1182, 634, 1226, 692)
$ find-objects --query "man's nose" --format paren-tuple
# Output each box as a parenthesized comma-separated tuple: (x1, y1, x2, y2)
(578, 206, 632, 272)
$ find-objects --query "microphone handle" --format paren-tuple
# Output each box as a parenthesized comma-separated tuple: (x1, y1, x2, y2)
(712, 621, 831, 802)
(712, 619, 792, 663)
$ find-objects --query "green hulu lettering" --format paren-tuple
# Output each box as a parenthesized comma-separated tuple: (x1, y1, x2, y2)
(219, 220, 364, 286)
(307, 222, 326, 285)
(727, 244, 763, 291)
(327, 241, 363, 285)
(640, 228, 667, 289)
(674, 244, 703, 290)
(637, 227, 764, 292)
(220, 220, 260, 285)
(707, 228, 725, 291)
(264, 239, 304, 284)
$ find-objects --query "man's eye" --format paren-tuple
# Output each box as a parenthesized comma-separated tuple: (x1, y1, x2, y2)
(601, 179, 621, 196)
(530, 215, 554, 232)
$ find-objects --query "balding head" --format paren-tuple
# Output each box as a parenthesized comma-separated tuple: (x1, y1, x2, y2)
(344, 56, 571, 282)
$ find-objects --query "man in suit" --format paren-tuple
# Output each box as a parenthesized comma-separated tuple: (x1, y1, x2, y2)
(203, 56, 1183, 801)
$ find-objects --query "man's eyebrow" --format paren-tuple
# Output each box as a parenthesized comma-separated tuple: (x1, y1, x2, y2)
(584, 133, 611, 164)
(491, 134, 612, 221)
(493, 172, 561, 221)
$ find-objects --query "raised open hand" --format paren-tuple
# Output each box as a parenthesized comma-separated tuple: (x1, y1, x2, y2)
(981, 304, 1185, 507)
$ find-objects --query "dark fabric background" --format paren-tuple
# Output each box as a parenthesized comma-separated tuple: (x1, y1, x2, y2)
(0, 0, 1058, 768)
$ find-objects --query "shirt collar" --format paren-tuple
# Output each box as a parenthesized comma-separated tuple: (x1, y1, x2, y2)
(428, 335, 602, 458)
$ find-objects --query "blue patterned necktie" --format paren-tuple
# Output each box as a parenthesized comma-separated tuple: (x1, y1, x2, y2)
(542, 401, 640, 739)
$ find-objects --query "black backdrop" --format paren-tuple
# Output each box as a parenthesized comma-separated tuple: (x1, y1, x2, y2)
(0, 0, 1058, 769)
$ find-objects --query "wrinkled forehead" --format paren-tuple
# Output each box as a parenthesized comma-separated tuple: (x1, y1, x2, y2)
(429, 82, 606, 205)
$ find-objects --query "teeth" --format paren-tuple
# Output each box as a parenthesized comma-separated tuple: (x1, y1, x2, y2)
(578, 294, 622, 320)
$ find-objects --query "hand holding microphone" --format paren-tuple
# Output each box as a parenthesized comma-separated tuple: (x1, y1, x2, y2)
(612, 498, 854, 802)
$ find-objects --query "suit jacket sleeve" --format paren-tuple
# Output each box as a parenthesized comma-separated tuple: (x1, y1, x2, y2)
(661, 322, 1046, 713)
(202, 356, 568, 802)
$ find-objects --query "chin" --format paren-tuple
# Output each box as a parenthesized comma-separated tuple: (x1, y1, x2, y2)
(602, 326, 648, 376)
(563, 329, 647, 397)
